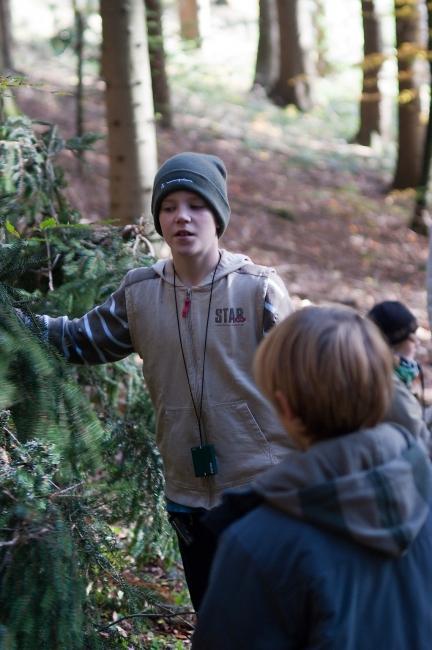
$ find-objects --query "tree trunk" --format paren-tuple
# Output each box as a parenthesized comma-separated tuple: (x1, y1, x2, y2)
(0, 0, 12, 71)
(392, 0, 427, 190)
(0, 0, 18, 120)
(312, 0, 328, 77)
(145, 0, 172, 128)
(253, 0, 279, 91)
(100, 0, 157, 228)
(411, 0, 432, 234)
(268, 0, 312, 110)
(178, 0, 210, 45)
(73, 1, 85, 159)
(353, 0, 383, 146)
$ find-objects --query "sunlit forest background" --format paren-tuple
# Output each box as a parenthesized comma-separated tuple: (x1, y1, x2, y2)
(1, 0, 432, 647)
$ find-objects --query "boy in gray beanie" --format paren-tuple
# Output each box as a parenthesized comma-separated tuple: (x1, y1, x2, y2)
(152, 152, 230, 237)
(23, 151, 293, 610)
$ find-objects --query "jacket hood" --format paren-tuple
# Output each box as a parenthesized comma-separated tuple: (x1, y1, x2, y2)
(253, 423, 432, 557)
(151, 249, 252, 286)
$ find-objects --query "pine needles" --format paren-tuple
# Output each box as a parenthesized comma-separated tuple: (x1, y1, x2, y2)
(0, 117, 171, 648)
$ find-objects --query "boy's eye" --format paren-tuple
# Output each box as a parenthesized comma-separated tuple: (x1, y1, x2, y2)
(160, 201, 206, 212)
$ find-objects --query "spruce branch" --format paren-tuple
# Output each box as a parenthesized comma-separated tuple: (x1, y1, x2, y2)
(97, 604, 196, 632)
(47, 481, 85, 499)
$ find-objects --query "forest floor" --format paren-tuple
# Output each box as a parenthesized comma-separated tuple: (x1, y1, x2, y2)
(10, 2, 432, 645)
(13, 1, 431, 338)
(15, 66, 432, 365)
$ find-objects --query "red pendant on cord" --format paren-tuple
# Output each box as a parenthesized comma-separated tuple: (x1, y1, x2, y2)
(182, 294, 191, 318)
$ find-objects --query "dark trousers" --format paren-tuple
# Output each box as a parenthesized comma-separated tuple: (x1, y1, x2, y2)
(168, 510, 218, 612)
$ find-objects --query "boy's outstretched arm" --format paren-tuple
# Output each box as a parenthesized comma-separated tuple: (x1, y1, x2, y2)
(20, 283, 134, 365)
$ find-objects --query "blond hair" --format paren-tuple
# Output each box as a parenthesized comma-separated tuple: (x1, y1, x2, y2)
(254, 305, 394, 441)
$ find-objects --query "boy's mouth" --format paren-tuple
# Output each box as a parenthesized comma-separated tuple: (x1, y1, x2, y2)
(175, 230, 194, 237)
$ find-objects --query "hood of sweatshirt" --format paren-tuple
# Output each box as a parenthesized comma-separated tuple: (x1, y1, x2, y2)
(151, 249, 252, 286)
(253, 423, 432, 557)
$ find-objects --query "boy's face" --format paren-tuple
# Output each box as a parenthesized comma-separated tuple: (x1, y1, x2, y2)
(159, 190, 219, 260)
(393, 333, 418, 360)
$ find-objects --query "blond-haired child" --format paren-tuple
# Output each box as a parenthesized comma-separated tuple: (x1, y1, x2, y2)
(193, 306, 432, 649)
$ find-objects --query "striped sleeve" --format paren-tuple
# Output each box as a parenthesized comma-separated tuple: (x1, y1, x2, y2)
(43, 282, 133, 364)
(263, 271, 293, 335)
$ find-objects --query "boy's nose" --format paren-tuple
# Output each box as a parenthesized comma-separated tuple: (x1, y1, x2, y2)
(175, 204, 191, 221)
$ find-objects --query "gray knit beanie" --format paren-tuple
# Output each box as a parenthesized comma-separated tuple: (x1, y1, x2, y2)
(151, 152, 230, 237)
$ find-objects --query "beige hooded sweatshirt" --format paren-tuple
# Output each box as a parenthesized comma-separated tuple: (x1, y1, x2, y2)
(44, 250, 294, 508)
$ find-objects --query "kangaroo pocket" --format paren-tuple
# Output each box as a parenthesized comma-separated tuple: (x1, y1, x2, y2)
(156, 406, 203, 490)
(204, 400, 273, 487)
(157, 401, 274, 492)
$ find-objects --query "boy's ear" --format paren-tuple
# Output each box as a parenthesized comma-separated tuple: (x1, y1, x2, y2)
(274, 390, 310, 450)
(274, 390, 296, 425)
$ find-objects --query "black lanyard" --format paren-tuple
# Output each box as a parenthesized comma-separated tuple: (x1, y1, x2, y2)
(173, 253, 221, 447)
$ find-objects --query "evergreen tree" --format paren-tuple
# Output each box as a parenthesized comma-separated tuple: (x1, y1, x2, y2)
(0, 116, 172, 648)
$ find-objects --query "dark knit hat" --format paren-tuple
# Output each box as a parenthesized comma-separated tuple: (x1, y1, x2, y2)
(367, 300, 418, 346)
(151, 152, 230, 237)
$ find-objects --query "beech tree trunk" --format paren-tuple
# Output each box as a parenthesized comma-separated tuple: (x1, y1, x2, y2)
(178, 0, 210, 45)
(411, 0, 432, 234)
(392, 0, 427, 190)
(0, 0, 17, 120)
(145, 0, 172, 128)
(253, 0, 279, 91)
(268, 0, 312, 110)
(73, 1, 85, 144)
(353, 0, 383, 145)
(312, 0, 328, 77)
(100, 0, 157, 228)
(0, 0, 12, 71)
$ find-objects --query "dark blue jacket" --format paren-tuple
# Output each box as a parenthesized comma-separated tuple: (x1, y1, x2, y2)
(193, 424, 432, 649)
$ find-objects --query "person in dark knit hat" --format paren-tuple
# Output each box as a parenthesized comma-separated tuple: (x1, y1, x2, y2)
(19, 151, 293, 611)
(152, 152, 230, 237)
(367, 300, 432, 456)
(368, 300, 419, 386)
(368, 299, 418, 346)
